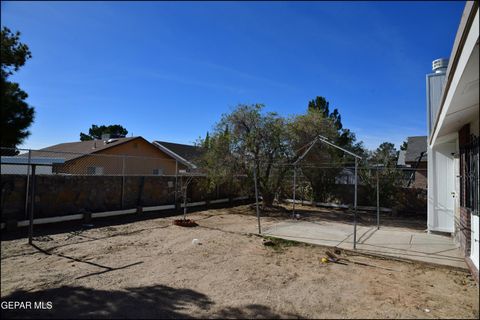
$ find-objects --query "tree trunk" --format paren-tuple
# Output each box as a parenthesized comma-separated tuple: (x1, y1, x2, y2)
(262, 192, 275, 207)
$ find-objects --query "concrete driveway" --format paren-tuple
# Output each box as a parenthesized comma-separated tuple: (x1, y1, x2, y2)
(264, 220, 467, 269)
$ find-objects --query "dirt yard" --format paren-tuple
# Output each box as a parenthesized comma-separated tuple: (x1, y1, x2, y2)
(1, 205, 478, 319)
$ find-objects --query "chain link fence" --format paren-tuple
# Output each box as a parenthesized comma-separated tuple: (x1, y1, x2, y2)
(0, 147, 251, 234)
(0, 144, 432, 240)
(266, 162, 428, 211)
(1, 147, 187, 176)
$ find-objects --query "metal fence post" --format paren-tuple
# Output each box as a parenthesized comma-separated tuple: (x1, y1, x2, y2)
(376, 166, 380, 230)
(183, 178, 187, 220)
(292, 165, 297, 217)
(174, 160, 178, 204)
(121, 155, 126, 208)
(28, 164, 36, 245)
(353, 157, 358, 250)
(24, 149, 32, 220)
(253, 159, 261, 234)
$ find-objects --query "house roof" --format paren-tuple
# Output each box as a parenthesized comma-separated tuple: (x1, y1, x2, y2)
(28, 137, 141, 161)
(152, 141, 204, 169)
(405, 136, 427, 163)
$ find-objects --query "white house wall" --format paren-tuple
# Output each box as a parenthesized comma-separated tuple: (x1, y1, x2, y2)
(428, 139, 457, 233)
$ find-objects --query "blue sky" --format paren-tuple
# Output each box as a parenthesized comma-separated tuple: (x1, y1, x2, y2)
(2, 1, 465, 150)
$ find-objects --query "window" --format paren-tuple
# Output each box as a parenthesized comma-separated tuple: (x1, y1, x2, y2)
(153, 168, 163, 175)
(87, 166, 104, 175)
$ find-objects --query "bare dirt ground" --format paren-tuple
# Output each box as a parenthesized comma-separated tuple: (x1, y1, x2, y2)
(1, 205, 478, 319)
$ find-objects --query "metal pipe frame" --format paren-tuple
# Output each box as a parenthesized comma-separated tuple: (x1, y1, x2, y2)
(253, 160, 261, 234)
(24, 150, 32, 220)
(376, 167, 380, 230)
(28, 164, 36, 245)
(292, 165, 297, 217)
(353, 158, 358, 250)
(293, 134, 362, 249)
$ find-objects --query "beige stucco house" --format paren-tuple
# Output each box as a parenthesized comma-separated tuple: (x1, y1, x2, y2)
(32, 136, 189, 176)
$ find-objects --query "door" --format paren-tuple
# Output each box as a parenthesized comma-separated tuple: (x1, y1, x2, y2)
(471, 214, 479, 269)
(432, 143, 456, 232)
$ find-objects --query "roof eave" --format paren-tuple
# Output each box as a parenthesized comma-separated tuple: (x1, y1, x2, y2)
(429, 2, 479, 145)
(152, 141, 198, 169)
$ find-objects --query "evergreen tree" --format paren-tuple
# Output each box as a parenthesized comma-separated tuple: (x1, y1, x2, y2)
(1, 27, 35, 153)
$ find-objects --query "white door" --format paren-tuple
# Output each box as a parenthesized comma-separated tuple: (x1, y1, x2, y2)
(471, 214, 479, 270)
(432, 143, 456, 232)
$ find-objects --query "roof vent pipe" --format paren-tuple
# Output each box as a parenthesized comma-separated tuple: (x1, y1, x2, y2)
(432, 58, 448, 74)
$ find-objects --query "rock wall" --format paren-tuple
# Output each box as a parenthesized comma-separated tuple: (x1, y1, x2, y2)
(0, 175, 245, 223)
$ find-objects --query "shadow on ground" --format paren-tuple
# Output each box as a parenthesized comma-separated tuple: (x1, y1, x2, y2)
(238, 203, 427, 231)
(0, 201, 253, 242)
(1, 285, 297, 319)
(1, 202, 425, 245)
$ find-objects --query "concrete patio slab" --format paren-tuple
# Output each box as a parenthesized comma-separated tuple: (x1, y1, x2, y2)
(263, 220, 467, 270)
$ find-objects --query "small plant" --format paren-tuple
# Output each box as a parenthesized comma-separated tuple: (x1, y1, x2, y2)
(263, 236, 302, 252)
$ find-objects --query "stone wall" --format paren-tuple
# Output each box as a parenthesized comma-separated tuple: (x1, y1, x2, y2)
(0, 174, 246, 223)
(1, 173, 426, 224)
(1, 175, 27, 221)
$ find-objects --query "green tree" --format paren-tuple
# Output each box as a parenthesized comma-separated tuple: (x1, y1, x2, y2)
(307, 96, 342, 130)
(294, 97, 366, 201)
(198, 104, 293, 207)
(203, 131, 210, 149)
(372, 142, 398, 165)
(0, 27, 34, 152)
(289, 107, 340, 201)
(359, 142, 403, 207)
(307, 96, 365, 154)
(400, 140, 408, 151)
(196, 127, 237, 196)
(80, 124, 128, 141)
(199, 98, 371, 206)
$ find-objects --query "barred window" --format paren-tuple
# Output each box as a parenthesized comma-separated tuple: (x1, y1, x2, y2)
(460, 135, 479, 215)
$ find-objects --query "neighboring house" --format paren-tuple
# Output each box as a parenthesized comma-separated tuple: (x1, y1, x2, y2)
(404, 136, 428, 189)
(31, 136, 187, 175)
(152, 141, 204, 172)
(427, 2, 479, 280)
